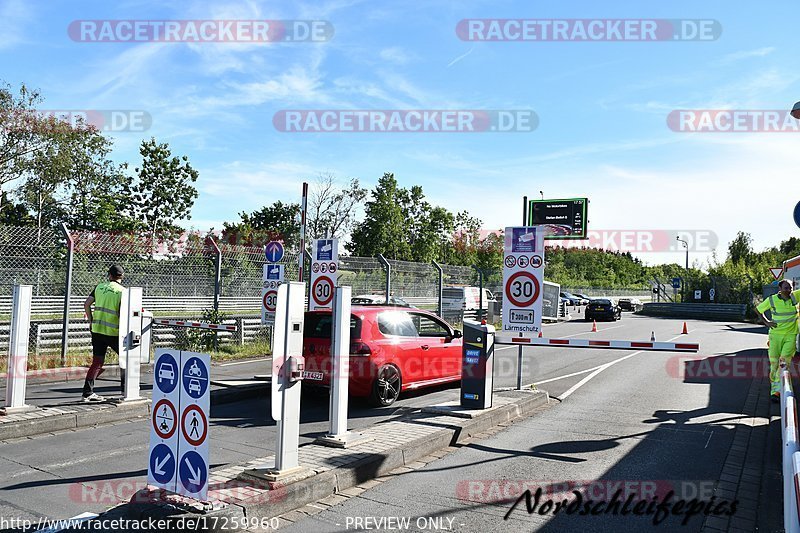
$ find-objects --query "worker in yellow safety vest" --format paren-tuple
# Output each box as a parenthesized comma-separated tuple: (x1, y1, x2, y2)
(81, 265, 125, 402)
(755, 279, 800, 402)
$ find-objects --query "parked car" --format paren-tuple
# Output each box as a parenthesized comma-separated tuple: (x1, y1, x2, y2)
(442, 286, 495, 311)
(560, 291, 584, 306)
(617, 297, 643, 312)
(351, 294, 414, 307)
(573, 293, 594, 305)
(585, 298, 622, 321)
(302, 306, 463, 406)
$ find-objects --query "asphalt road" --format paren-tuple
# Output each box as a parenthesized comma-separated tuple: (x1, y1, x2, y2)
(0, 314, 766, 527)
(282, 315, 770, 533)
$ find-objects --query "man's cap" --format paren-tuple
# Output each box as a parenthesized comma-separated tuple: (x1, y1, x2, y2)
(108, 264, 124, 278)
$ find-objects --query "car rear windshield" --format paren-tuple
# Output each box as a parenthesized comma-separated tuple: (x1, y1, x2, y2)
(303, 313, 362, 339)
(593, 299, 611, 305)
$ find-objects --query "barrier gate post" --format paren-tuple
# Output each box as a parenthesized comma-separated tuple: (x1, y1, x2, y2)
(245, 281, 312, 482)
(119, 287, 145, 402)
(317, 286, 372, 448)
(2, 285, 35, 414)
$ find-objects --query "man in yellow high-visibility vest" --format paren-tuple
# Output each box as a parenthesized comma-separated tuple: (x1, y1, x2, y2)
(755, 279, 800, 402)
(81, 265, 125, 402)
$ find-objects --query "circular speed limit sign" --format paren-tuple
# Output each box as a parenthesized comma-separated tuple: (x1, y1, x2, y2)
(263, 290, 278, 312)
(505, 271, 541, 308)
(312, 275, 334, 306)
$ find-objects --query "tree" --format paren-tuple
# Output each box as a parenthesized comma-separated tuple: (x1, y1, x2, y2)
(348, 173, 411, 259)
(127, 138, 199, 243)
(221, 201, 300, 249)
(0, 191, 32, 225)
(728, 231, 753, 264)
(0, 81, 78, 215)
(307, 173, 366, 241)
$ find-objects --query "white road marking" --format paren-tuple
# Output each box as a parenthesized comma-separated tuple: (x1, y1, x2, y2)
(555, 334, 684, 401)
(219, 358, 269, 367)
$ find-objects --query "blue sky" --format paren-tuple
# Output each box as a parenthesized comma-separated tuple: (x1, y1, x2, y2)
(1, 0, 798, 267)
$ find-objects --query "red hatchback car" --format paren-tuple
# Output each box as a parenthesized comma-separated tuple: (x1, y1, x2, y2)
(302, 306, 463, 406)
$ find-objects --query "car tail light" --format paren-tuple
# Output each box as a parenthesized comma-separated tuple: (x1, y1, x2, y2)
(350, 341, 372, 356)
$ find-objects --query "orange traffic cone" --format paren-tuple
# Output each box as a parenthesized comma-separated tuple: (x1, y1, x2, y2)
(681, 322, 688, 334)
(591, 320, 597, 332)
(650, 331, 656, 342)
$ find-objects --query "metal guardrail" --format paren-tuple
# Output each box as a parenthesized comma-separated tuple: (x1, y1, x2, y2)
(0, 296, 262, 316)
(0, 315, 267, 357)
(780, 362, 800, 533)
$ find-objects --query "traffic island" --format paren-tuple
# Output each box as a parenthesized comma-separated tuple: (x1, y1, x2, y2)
(116, 389, 549, 532)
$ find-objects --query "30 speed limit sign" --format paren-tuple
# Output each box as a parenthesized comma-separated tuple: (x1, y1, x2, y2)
(309, 238, 339, 310)
(502, 226, 545, 335)
(262, 288, 278, 323)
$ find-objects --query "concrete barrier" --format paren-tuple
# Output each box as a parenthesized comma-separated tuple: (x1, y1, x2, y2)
(638, 303, 746, 321)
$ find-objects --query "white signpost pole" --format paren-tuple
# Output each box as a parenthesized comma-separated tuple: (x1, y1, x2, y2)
(2, 285, 34, 414)
(317, 286, 372, 448)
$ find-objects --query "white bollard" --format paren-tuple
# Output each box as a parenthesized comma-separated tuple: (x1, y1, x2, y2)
(790, 451, 800, 533)
(317, 286, 371, 448)
(3, 285, 35, 414)
(118, 287, 144, 402)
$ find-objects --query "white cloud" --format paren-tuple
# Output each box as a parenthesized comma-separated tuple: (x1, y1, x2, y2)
(719, 47, 776, 64)
(0, 0, 33, 50)
(379, 46, 413, 65)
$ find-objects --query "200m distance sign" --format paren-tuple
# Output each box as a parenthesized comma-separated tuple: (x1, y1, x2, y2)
(502, 226, 545, 335)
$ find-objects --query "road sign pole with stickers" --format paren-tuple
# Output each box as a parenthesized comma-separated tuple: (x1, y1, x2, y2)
(502, 227, 545, 336)
(309, 238, 339, 311)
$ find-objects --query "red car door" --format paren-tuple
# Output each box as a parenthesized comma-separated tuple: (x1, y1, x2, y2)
(375, 310, 427, 387)
(409, 312, 461, 381)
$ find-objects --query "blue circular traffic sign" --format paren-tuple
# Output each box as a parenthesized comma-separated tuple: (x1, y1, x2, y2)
(155, 353, 179, 394)
(182, 356, 209, 399)
(794, 201, 800, 229)
(149, 443, 175, 485)
(179, 450, 208, 494)
(265, 241, 285, 263)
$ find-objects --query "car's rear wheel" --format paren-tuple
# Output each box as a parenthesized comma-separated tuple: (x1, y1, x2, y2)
(370, 364, 401, 407)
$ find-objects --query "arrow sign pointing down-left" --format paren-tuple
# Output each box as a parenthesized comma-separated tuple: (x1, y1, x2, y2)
(154, 454, 171, 476)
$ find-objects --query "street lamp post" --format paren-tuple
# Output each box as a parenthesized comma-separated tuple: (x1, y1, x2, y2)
(676, 237, 689, 301)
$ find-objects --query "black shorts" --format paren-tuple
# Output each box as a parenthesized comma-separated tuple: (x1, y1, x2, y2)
(91, 332, 119, 359)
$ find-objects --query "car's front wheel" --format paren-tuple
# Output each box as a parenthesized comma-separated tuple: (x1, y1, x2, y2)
(369, 364, 402, 407)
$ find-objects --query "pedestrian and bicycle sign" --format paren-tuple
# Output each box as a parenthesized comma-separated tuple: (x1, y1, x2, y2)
(309, 238, 339, 311)
(264, 241, 284, 263)
(502, 226, 545, 335)
(148, 349, 211, 500)
(153, 399, 177, 440)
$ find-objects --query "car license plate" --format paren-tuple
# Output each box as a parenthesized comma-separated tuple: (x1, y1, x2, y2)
(302, 371, 323, 381)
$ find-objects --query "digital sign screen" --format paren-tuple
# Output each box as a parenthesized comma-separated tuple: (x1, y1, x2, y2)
(528, 198, 588, 240)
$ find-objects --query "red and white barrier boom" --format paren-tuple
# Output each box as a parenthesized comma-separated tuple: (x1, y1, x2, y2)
(494, 335, 699, 353)
(152, 319, 237, 332)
